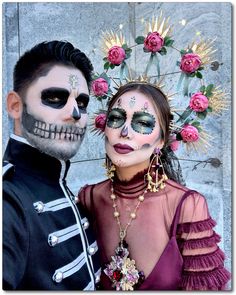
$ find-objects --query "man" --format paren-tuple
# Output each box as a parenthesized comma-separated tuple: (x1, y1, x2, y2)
(3, 41, 101, 290)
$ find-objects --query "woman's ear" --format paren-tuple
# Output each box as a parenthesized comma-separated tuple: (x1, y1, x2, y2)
(7, 91, 23, 119)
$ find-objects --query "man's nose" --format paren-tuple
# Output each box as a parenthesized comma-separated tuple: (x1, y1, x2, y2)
(64, 96, 81, 121)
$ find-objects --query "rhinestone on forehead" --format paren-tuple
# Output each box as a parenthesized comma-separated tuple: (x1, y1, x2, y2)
(141, 101, 149, 112)
(69, 74, 79, 89)
(129, 96, 136, 108)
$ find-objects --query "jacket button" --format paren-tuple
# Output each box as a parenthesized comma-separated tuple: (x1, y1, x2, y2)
(34, 201, 44, 213)
(83, 220, 89, 229)
(88, 246, 96, 255)
(53, 271, 63, 283)
(48, 234, 58, 247)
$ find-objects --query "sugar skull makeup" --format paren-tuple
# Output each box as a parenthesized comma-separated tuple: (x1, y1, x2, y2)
(105, 90, 164, 168)
(20, 64, 89, 160)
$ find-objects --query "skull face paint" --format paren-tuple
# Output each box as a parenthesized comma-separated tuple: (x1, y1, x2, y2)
(105, 90, 163, 168)
(21, 64, 89, 160)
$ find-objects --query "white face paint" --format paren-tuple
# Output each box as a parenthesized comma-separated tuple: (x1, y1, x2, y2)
(21, 64, 89, 160)
(105, 90, 163, 169)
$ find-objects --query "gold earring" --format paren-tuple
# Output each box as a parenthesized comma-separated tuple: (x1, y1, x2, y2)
(145, 148, 168, 192)
(104, 156, 116, 180)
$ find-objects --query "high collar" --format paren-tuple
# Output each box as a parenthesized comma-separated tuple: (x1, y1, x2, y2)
(3, 135, 70, 183)
(113, 169, 148, 199)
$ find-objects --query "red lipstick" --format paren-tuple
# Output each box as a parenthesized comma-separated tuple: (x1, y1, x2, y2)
(113, 143, 134, 154)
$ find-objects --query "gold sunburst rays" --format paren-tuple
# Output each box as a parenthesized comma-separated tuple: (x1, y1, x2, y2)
(183, 128, 213, 154)
(100, 30, 126, 55)
(208, 86, 231, 115)
(190, 38, 217, 65)
(144, 11, 173, 38)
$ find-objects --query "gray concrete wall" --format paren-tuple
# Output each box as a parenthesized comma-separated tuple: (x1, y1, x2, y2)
(2, 2, 232, 286)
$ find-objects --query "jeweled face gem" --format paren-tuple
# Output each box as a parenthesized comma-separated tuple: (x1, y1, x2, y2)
(129, 96, 136, 108)
(69, 74, 79, 89)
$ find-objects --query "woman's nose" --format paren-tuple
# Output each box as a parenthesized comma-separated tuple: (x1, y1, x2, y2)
(120, 125, 130, 138)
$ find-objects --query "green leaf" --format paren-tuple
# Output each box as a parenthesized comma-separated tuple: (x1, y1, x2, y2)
(104, 62, 110, 70)
(125, 48, 132, 54)
(205, 84, 214, 97)
(122, 43, 128, 50)
(198, 66, 204, 71)
(103, 57, 108, 62)
(176, 107, 193, 123)
(164, 39, 174, 47)
(207, 106, 213, 112)
(158, 46, 167, 56)
(196, 71, 203, 79)
(176, 133, 183, 141)
(189, 72, 196, 77)
(180, 49, 186, 56)
(110, 64, 115, 69)
(191, 121, 201, 127)
(200, 85, 206, 93)
(135, 36, 145, 44)
(196, 111, 207, 120)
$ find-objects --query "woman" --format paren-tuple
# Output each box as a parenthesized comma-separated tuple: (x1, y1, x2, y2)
(78, 82, 230, 290)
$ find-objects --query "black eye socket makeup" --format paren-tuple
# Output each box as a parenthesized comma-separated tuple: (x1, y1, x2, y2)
(41, 88, 70, 109)
(41, 88, 89, 112)
(131, 111, 156, 134)
(107, 108, 127, 129)
(76, 93, 89, 113)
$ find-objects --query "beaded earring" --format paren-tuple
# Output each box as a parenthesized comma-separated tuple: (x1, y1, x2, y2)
(145, 148, 168, 192)
(104, 155, 116, 180)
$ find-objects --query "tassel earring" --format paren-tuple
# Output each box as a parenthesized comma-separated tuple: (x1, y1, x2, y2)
(104, 155, 116, 180)
(145, 148, 168, 192)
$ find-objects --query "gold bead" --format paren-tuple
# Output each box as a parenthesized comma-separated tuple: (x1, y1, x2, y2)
(130, 212, 136, 219)
(114, 211, 120, 217)
(110, 194, 116, 200)
(138, 195, 144, 202)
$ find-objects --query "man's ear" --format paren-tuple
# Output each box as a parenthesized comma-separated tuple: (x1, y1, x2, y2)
(7, 91, 23, 119)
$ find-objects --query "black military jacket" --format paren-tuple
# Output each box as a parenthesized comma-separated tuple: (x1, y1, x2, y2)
(3, 135, 101, 290)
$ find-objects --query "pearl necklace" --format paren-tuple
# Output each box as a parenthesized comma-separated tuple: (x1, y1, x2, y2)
(103, 184, 147, 291)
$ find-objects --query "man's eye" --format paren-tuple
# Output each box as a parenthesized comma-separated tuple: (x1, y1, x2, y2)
(77, 101, 86, 108)
(47, 97, 61, 103)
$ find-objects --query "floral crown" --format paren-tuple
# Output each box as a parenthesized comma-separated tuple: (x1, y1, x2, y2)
(90, 11, 229, 154)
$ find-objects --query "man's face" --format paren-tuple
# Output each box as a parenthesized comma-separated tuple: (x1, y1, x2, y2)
(105, 90, 163, 169)
(21, 64, 89, 160)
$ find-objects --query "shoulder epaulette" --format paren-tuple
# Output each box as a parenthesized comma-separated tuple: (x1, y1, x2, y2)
(2, 161, 15, 179)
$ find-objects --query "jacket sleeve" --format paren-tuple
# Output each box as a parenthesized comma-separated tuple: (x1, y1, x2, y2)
(3, 183, 29, 290)
(177, 192, 231, 290)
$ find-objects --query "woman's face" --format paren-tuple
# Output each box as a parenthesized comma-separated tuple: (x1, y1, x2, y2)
(105, 90, 164, 168)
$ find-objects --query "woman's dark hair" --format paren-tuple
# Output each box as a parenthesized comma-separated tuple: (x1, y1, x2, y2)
(107, 82, 185, 185)
(13, 40, 93, 98)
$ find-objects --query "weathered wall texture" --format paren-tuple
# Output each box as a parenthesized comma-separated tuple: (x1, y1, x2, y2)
(2, 2, 232, 284)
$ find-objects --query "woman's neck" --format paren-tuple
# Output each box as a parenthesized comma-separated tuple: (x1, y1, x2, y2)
(115, 160, 150, 181)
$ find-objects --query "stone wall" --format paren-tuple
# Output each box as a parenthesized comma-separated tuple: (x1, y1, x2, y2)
(2, 2, 232, 286)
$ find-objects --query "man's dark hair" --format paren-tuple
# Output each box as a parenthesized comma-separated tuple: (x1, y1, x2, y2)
(13, 40, 93, 97)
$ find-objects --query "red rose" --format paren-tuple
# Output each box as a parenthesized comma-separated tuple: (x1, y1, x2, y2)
(107, 46, 126, 65)
(144, 32, 164, 53)
(189, 92, 209, 112)
(95, 113, 107, 132)
(92, 78, 109, 97)
(180, 53, 202, 73)
(180, 125, 199, 142)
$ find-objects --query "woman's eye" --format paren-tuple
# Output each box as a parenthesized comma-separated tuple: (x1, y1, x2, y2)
(138, 121, 151, 127)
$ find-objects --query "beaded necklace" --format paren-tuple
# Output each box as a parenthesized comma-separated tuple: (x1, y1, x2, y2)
(103, 184, 147, 291)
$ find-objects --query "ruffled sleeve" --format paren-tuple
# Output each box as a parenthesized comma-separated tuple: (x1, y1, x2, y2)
(176, 192, 231, 290)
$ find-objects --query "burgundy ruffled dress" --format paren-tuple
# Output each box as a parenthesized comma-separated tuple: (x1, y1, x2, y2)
(78, 171, 230, 290)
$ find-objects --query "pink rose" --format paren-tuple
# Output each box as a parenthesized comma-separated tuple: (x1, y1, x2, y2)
(144, 32, 164, 53)
(180, 53, 202, 73)
(107, 46, 126, 65)
(95, 113, 107, 132)
(180, 125, 199, 142)
(92, 78, 109, 96)
(169, 135, 180, 152)
(189, 92, 209, 112)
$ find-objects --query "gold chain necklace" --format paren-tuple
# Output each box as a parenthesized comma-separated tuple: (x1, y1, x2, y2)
(103, 184, 147, 291)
